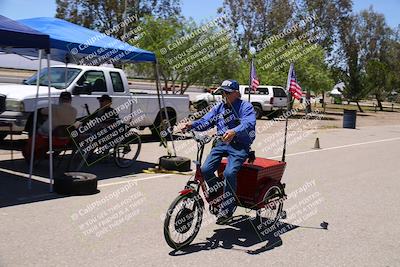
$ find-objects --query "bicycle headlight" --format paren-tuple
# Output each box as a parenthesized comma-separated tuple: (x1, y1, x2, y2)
(6, 99, 25, 111)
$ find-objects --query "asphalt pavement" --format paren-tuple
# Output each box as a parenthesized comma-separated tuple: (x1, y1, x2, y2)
(0, 121, 399, 266)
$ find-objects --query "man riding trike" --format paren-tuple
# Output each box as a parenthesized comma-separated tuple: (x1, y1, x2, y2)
(182, 79, 256, 224)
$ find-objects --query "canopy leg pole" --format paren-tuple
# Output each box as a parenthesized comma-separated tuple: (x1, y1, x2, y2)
(47, 53, 53, 192)
(153, 62, 162, 113)
(154, 61, 176, 156)
(28, 49, 43, 190)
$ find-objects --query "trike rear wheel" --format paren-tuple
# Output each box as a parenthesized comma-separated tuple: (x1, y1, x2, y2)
(256, 185, 283, 229)
(163, 193, 203, 250)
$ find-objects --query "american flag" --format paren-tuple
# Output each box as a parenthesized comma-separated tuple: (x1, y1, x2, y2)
(250, 59, 259, 91)
(288, 66, 302, 100)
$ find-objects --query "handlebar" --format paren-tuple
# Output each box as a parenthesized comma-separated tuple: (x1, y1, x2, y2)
(187, 129, 220, 145)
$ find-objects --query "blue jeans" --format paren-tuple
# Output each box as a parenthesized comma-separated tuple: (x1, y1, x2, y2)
(201, 141, 249, 215)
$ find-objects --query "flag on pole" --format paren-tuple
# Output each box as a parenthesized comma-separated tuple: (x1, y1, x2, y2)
(250, 59, 259, 92)
(288, 64, 302, 100)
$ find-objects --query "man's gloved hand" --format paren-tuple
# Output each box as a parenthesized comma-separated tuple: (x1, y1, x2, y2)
(222, 129, 236, 143)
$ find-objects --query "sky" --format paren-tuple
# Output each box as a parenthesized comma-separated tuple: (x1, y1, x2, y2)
(0, 0, 399, 28)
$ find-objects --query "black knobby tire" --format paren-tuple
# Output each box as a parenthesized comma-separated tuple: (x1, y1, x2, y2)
(114, 132, 142, 168)
(54, 172, 98, 195)
(159, 156, 191, 172)
(256, 185, 283, 229)
(253, 105, 263, 119)
(164, 193, 203, 250)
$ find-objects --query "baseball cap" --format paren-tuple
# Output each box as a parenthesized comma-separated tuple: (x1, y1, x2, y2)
(97, 94, 112, 102)
(216, 80, 239, 93)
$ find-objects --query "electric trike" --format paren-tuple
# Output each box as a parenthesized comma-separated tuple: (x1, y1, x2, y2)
(163, 131, 287, 249)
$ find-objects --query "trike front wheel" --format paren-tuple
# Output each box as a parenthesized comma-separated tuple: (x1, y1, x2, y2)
(163, 193, 203, 250)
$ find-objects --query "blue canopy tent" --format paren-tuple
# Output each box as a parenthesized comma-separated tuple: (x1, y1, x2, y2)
(0, 15, 52, 191)
(18, 18, 175, 160)
(18, 17, 156, 64)
(1, 16, 166, 192)
(0, 15, 50, 51)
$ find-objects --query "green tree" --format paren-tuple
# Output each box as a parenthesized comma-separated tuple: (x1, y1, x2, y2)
(55, 0, 181, 39)
(296, 0, 353, 58)
(337, 12, 368, 112)
(337, 7, 394, 112)
(240, 39, 333, 104)
(133, 16, 241, 94)
(217, 0, 294, 58)
(365, 60, 388, 110)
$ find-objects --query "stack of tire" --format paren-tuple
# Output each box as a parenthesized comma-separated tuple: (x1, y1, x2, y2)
(54, 172, 98, 195)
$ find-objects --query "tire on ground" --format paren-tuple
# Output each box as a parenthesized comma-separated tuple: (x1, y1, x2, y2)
(54, 172, 98, 195)
(159, 156, 191, 172)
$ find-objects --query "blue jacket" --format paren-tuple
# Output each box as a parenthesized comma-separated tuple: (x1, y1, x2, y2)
(191, 98, 256, 147)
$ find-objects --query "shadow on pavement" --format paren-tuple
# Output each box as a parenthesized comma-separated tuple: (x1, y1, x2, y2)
(0, 170, 65, 208)
(0, 155, 155, 208)
(170, 215, 328, 256)
(0, 156, 156, 180)
(0, 138, 25, 151)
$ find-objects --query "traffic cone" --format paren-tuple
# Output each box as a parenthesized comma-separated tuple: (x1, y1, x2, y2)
(313, 137, 320, 149)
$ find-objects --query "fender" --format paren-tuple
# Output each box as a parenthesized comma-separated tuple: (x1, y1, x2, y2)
(178, 189, 204, 209)
(179, 188, 194, 196)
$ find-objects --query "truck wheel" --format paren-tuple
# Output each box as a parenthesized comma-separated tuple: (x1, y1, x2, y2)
(159, 156, 191, 172)
(54, 172, 98, 195)
(196, 101, 208, 111)
(25, 111, 46, 137)
(151, 110, 176, 140)
(0, 133, 7, 141)
(253, 105, 263, 119)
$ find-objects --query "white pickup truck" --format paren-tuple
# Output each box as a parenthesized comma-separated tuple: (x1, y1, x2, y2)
(194, 85, 287, 119)
(0, 64, 190, 140)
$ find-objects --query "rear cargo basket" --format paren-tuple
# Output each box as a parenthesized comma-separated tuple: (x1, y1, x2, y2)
(218, 157, 286, 202)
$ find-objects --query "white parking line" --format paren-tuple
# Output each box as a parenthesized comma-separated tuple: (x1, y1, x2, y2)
(99, 136, 400, 187)
(0, 167, 49, 183)
(98, 173, 176, 188)
(269, 136, 400, 159)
